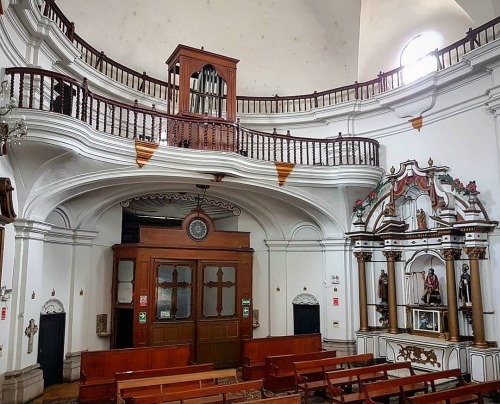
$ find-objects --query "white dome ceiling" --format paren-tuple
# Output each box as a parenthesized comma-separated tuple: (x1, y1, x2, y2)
(56, 0, 496, 96)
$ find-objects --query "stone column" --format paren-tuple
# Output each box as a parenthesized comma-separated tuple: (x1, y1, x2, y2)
(464, 247, 487, 348)
(354, 252, 372, 332)
(383, 251, 401, 334)
(442, 248, 461, 342)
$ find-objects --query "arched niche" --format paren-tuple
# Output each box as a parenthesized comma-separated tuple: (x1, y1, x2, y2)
(404, 250, 446, 306)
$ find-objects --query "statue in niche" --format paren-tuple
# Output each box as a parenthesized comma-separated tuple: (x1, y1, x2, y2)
(416, 209, 427, 230)
(378, 269, 388, 304)
(459, 264, 472, 307)
(421, 268, 441, 305)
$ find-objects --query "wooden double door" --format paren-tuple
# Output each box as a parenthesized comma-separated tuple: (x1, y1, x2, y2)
(112, 226, 253, 368)
(152, 259, 245, 367)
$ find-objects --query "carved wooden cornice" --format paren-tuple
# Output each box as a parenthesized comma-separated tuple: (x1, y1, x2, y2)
(0, 178, 16, 225)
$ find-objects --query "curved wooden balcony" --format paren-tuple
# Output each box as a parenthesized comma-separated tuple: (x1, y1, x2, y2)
(38, 0, 500, 113)
(4, 67, 380, 167)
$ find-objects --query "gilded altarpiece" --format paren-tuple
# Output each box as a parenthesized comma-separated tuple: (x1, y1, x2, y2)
(349, 159, 499, 379)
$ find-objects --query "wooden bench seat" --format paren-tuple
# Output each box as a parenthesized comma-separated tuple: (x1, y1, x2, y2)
(406, 379, 500, 404)
(293, 353, 374, 403)
(79, 344, 193, 403)
(241, 334, 323, 381)
(325, 361, 415, 404)
(129, 378, 266, 404)
(264, 350, 337, 393)
(117, 368, 238, 404)
(363, 367, 467, 404)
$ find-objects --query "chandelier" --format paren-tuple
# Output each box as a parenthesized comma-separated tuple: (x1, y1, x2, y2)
(0, 80, 28, 155)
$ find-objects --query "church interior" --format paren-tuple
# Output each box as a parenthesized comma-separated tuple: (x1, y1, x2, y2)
(2, 0, 500, 402)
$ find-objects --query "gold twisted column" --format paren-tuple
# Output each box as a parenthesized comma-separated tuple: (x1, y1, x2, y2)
(383, 251, 401, 334)
(354, 252, 372, 332)
(442, 249, 462, 342)
(464, 247, 487, 348)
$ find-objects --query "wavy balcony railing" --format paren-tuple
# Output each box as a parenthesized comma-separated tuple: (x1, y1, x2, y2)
(38, 0, 500, 114)
(4, 67, 380, 167)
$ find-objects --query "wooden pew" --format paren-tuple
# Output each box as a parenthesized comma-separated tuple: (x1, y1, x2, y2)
(79, 344, 193, 404)
(292, 353, 374, 402)
(130, 378, 266, 404)
(264, 350, 337, 393)
(115, 363, 214, 384)
(117, 368, 238, 403)
(363, 367, 467, 404)
(406, 379, 500, 404)
(241, 333, 323, 380)
(325, 361, 415, 404)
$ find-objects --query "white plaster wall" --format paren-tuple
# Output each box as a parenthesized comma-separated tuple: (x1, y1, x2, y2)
(358, 0, 473, 82)
(75, 205, 122, 351)
(56, 0, 362, 96)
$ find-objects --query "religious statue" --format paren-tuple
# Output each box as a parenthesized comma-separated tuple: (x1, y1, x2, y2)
(421, 268, 441, 305)
(416, 209, 427, 230)
(378, 269, 388, 304)
(459, 263, 472, 307)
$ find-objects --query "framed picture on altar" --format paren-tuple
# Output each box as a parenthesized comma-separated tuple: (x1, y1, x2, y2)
(408, 306, 448, 337)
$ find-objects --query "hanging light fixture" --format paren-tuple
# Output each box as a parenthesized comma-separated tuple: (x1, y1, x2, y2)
(0, 80, 28, 155)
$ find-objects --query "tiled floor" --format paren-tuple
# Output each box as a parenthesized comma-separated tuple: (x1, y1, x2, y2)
(28, 382, 79, 404)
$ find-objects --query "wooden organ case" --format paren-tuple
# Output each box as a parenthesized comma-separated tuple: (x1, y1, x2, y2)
(166, 44, 238, 121)
(165, 45, 239, 151)
(111, 210, 253, 368)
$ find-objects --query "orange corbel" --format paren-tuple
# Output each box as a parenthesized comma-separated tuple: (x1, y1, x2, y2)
(409, 116, 423, 132)
(274, 162, 295, 186)
(135, 140, 159, 168)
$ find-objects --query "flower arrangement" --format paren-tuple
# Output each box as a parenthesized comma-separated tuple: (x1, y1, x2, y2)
(439, 174, 478, 195)
(352, 191, 379, 213)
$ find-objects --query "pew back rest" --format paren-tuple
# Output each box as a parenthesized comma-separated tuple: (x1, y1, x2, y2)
(293, 353, 374, 382)
(266, 350, 337, 376)
(325, 361, 413, 394)
(115, 363, 214, 383)
(363, 368, 465, 403)
(241, 334, 322, 366)
(130, 379, 265, 404)
(80, 344, 192, 383)
(406, 379, 500, 404)
(117, 368, 238, 402)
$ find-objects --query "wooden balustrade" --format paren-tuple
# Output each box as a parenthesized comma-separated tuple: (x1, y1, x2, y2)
(4, 67, 380, 167)
(36, 1, 500, 113)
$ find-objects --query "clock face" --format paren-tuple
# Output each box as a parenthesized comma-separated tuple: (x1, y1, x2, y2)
(188, 218, 208, 240)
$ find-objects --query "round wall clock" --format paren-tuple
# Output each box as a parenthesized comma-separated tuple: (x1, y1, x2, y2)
(188, 218, 208, 240)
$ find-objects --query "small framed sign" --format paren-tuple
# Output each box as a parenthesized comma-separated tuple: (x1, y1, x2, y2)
(139, 312, 147, 324)
(242, 298, 251, 306)
(140, 295, 147, 307)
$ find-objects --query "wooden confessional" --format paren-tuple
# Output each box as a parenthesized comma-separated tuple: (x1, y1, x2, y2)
(111, 210, 253, 368)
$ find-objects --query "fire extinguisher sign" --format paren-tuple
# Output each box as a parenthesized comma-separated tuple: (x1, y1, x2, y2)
(1, 307, 6, 320)
(333, 298, 339, 306)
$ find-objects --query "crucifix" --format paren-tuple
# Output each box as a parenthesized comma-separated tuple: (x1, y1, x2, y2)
(205, 267, 235, 315)
(25, 319, 38, 354)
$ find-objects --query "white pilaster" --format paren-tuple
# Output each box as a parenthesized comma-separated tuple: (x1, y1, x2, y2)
(265, 240, 289, 336)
